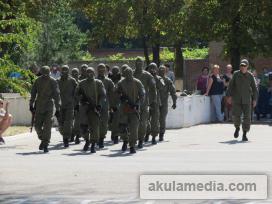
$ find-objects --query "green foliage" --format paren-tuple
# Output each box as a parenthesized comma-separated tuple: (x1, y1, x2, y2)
(183, 48, 209, 59)
(0, 57, 36, 96)
(108, 53, 127, 61)
(80, 52, 95, 61)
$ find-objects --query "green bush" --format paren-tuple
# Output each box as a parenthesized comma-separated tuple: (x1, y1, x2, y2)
(183, 48, 209, 59)
(0, 58, 36, 96)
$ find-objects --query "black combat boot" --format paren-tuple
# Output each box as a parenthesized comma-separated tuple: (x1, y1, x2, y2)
(137, 140, 143, 149)
(70, 134, 75, 142)
(39, 141, 44, 150)
(83, 140, 90, 151)
(242, 131, 248, 141)
(122, 141, 128, 151)
(75, 135, 80, 144)
(43, 144, 49, 153)
(130, 146, 136, 154)
(64, 138, 69, 148)
(98, 138, 104, 149)
(159, 133, 164, 142)
(90, 143, 96, 153)
(144, 134, 150, 142)
(111, 132, 114, 142)
(152, 136, 157, 145)
(234, 127, 240, 138)
(113, 136, 119, 144)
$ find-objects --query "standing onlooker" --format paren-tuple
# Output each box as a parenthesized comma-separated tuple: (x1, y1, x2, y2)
(0, 100, 12, 144)
(196, 67, 209, 95)
(222, 64, 233, 121)
(165, 64, 175, 83)
(226, 59, 258, 141)
(205, 64, 224, 122)
(50, 64, 61, 80)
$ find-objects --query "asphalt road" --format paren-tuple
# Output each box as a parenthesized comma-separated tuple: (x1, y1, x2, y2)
(1, 124, 272, 204)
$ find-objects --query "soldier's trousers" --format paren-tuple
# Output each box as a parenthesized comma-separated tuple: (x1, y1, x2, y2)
(59, 108, 74, 140)
(99, 107, 109, 139)
(35, 110, 53, 145)
(149, 103, 160, 137)
(159, 103, 168, 135)
(232, 103, 251, 132)
(119, 112, 139, 147)
(72, 110, 80, 136)
(138, 105, 149, 141)
(110, 109, 120, 138)
(80, 107, 100, 143)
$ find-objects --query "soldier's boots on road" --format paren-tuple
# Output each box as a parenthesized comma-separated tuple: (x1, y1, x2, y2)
(75, 135, 80, 144)
(44, 145, 49, 153)
(91, 143, 96, 153)
(137, 140, 143, 149)
(98, 138, 104, 149)
(242, 131, 248, 141)
(144, 134, 150, 143)
(130, 146, 136, 154)
(234, 128, 240, 138)
(39, 141, 44, 150)
(159, 133, 164, 142)
(63, 138, 69, 148)
(113, 136, 119, 144)
(83, 140, 90, 151)
(152, 136, 157, 145)
(122, 141, 128, 152)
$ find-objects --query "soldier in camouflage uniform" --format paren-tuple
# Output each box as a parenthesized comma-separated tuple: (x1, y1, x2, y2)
(30, 66, 60, 153)
(226, 59, 258, 141)
(76, 67, 106, 153)
(79, 64, 88, 80)
(57, 65, 77, 148)
(71, 68, 81, 144)
(133, 57, 157, 149)
(108, 66, 122, 144)
(116, 66, 145, 153)
(158, 65, 177, 141)
(97, 63, 115, 148)
(147, 63, 165, 144)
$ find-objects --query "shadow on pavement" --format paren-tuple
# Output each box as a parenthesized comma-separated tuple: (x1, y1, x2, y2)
(16, 151, 45, 155)
(219, 140, 250, 145)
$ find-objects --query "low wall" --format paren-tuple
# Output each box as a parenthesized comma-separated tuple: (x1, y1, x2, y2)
(2, 94, 213, 128)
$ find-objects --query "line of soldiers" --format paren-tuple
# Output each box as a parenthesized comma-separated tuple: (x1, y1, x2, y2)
(29, 57, 177, 154)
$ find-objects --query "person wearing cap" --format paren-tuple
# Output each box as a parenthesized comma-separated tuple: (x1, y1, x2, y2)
(57, 65, 78, 148)
(226, 59, 258, 141)
(30, 66, 61, 153)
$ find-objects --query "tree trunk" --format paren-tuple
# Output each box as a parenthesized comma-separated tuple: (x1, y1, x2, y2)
(152, 43, 160, 66)
(230, 12, 241, 71)
(142, 36, 150, 65)
(174, 42, 184, 79)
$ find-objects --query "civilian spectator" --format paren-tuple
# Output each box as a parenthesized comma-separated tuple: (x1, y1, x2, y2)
(196, 67, 209, 95)
(50, 64, 61, 80)
(205, 64, 224, 122)
(222, 64, 233, 121)
(0, 100, 12, 144)
(165, 64, 175, 82)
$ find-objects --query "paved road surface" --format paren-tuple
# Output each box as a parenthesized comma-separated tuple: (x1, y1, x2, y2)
(1, 124, 272, 204)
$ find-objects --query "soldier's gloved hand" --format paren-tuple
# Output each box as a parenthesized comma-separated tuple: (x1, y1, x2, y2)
(95, 105, 102, 112)
(74, 105, 79, 112)
(55, 110, 60, 118)
(29, 105, 35, 113)
(172, 103, 176, 109)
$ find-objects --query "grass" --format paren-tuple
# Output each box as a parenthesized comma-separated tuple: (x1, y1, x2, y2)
(3, 126, 30, 137)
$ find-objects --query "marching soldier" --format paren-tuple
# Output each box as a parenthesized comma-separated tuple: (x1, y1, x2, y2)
(76, 67, 106, 153)
(147, 63, 165, 144)
(133, 57, 157, 148)
(117, 66, 145, 153)
(158, 65, 177, 141)
(79, 64, 88, 80)
(226, 59, 258, 141)
(30, 66, 60, 153)
(108, 66, 122, 144)
(97, 63, 115, 148)
(57, 65, 77, 148)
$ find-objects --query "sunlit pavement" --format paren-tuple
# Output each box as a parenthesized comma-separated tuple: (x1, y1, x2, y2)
(1, 124, 272, 204)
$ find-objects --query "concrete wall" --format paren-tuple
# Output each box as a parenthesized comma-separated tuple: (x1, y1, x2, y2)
(2, 94, 213, 128)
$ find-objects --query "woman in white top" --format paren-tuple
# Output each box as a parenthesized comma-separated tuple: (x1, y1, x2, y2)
(0, 99, 13, 144)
